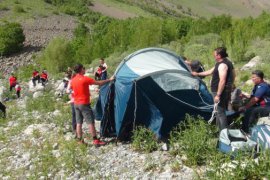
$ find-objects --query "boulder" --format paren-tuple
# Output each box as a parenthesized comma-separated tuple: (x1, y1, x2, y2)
(241, 56, 262, 71)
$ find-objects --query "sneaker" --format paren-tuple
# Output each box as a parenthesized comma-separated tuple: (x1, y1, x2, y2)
(93, 139, 106, 147)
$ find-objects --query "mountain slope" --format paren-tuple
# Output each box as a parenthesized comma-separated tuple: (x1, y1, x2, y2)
(91, 0, 270, 18)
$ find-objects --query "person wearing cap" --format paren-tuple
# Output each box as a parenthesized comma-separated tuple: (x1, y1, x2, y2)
(15, 83, 21, 98)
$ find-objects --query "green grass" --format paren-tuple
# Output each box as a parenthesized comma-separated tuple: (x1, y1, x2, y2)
(94, 0, 153, 18)
(0, 0, 56, 22)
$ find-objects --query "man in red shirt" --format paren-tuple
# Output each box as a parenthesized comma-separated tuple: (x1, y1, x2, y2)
(32, 69, 40, 87)
(9, 73, 17, 91)
(71, 64, 114, 146)
(40, 70, 48, 86)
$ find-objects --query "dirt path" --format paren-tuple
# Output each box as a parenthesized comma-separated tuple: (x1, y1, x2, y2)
(89, 1, 137, 19)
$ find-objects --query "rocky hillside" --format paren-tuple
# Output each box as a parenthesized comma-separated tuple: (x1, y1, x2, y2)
(0, 14, 77, 76)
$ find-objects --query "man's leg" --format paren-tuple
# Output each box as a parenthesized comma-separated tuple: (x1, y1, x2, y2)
(32, 78, 36, 86)
(74, 105, 84, 141)
(245, 107, 270, 132)
(216, 105, 227, 130)
(242, 107, 256, 133)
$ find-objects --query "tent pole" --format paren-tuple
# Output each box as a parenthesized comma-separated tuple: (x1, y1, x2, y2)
(133, 81, 137, 130)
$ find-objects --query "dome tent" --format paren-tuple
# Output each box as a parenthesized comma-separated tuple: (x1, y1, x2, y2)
(95, 48, 214, 140)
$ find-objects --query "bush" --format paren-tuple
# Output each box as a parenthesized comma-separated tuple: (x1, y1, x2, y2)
(38, 38, 75, 74)
(0, 22, 25, 56)
(131, 126, 159, 153)
(170, 115, 217, 166)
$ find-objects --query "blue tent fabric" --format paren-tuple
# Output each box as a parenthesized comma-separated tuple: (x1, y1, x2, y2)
(95, 47, 214, 140)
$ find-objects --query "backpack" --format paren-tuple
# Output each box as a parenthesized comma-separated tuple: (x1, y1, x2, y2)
(251, 124, 270, 151)
(218, 128, 257, 154)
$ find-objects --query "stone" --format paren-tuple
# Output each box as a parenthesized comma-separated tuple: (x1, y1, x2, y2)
(241, 56, 262, 71)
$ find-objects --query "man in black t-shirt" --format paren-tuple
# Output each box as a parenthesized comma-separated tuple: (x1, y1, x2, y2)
(192, 47, 235, 131)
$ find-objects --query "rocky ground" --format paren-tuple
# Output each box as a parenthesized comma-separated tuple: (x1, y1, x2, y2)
(0, 79, 198, 179)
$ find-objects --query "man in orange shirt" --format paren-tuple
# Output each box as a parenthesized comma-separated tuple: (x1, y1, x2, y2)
(71, 64, 114, 146)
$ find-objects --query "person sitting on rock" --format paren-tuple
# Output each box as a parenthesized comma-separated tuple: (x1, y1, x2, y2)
(40, 70, 48, 86)
(239, 70, 270, 133)
(15, 83, 21, 98)
(9, 73, 17, 91)
(32, 69, 40, 87)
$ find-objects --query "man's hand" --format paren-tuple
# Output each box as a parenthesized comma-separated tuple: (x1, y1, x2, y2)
(214, 95, 220, 103)
(238, 106, 246, 112)
(109, 75, 115, 81)
(191, 72, 198, 76)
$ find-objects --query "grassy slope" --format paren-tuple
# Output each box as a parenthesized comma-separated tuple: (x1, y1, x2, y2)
(93, 0, 154, 18)
(0, 0, 56, 22)
(98, 0, 270, 18)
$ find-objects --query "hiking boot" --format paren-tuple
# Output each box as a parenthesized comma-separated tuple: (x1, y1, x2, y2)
(93, 139, 106, 147)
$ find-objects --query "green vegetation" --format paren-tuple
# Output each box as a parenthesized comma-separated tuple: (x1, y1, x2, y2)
(0, 0, 57, 21)
(170, 116, 217, 166)
(37, 38, 75, 74)
(26, 92, 56, 113)
(0, 22, 25, 56)
(132, 126, 159, 153)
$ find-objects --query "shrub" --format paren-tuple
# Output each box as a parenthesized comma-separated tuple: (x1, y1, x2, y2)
(38, 38, 75, 74)
(0, 22, 25, 56)
(184, 44, 213, 69)
(170, 115, 217, 166)
(131, 126, 159, 153)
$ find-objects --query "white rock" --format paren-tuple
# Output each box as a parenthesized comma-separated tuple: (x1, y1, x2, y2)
(33, 91, 43, 98)
(52, 110, 61, 116)
(241, 56, 262, 70)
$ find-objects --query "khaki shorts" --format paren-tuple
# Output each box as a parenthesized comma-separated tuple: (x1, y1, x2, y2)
(74, 104, 95, 124)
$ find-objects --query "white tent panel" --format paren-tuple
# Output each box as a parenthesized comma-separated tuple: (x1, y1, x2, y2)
(126, 50, 187, 76)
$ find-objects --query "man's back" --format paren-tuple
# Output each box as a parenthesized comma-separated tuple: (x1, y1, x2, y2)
(71, 74, 95, 105)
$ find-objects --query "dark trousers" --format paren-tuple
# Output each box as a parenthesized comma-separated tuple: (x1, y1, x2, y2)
(0, 102, 6, 118)
(71, 103, 76, 132)
(10, 84, 16, 91)
(40, 78, 47, 86)
(101, 71, 107, 80)
(213, 90, 231, 131)
(242, 106, 270, 133)
(32, 76, 40, 86)
(16, 91, 20, 98)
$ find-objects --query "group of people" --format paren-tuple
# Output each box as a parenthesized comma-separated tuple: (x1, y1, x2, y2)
(32, 69, 48, 87)
(191, 47, 270, 134)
